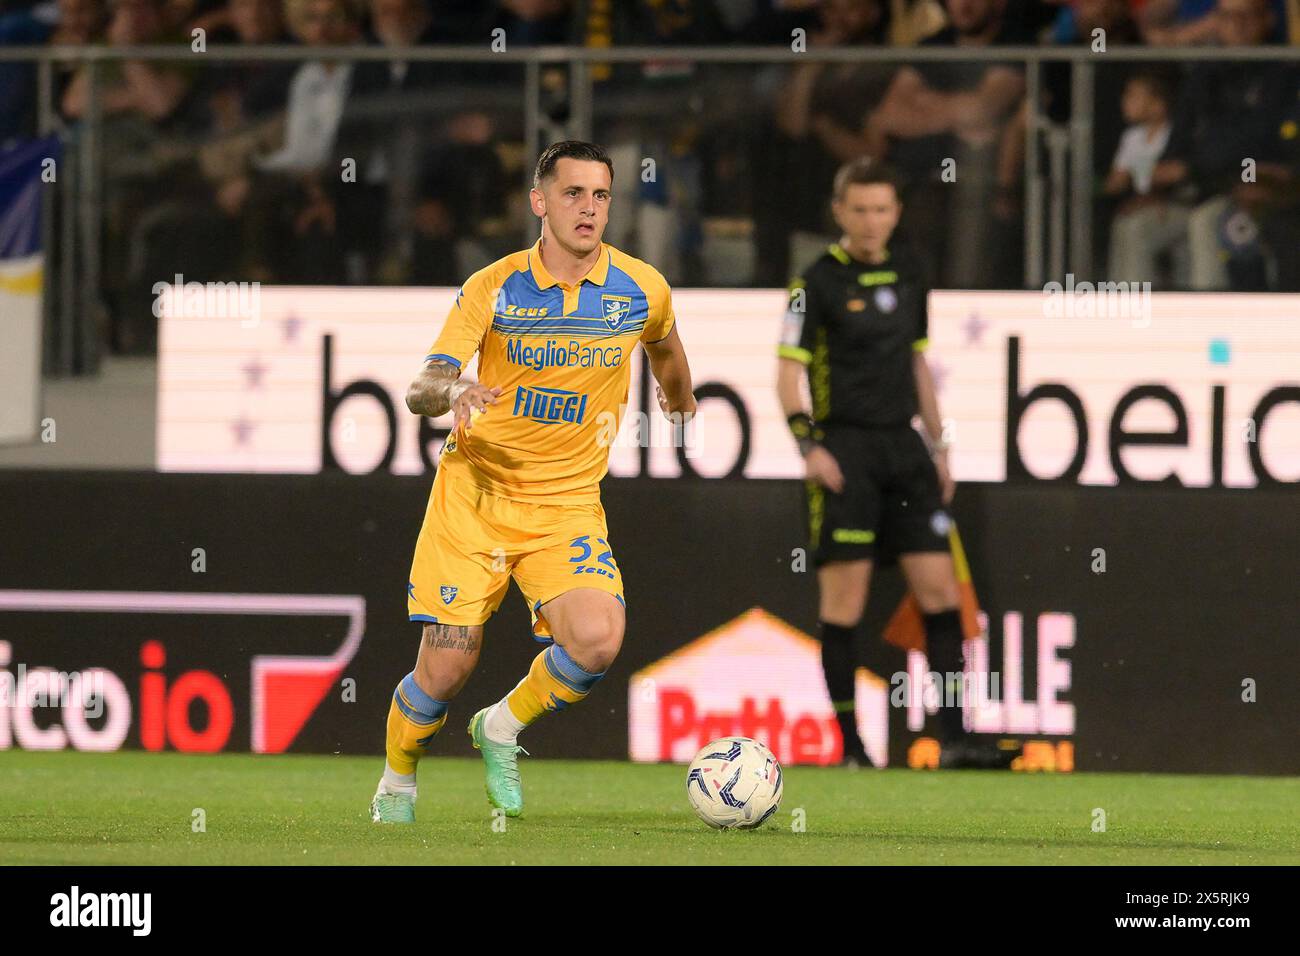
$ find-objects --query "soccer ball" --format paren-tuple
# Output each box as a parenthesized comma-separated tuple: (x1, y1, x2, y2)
(685, 736, 783, 830)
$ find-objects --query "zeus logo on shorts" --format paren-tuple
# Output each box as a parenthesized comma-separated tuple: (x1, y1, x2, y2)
(513, 386, 589, 425)
(506, 338, 623, 371)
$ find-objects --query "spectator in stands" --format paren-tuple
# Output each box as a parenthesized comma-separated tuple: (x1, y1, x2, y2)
(1043, 0, 1140, 174)
(1162, 0, 1293, 289)
(60, 0, 197, 354)
(233, 0, 365, 281)
(741, 0, 946, 43)
(752, 0, 899, 283)
(492, 0, 571, 45)
(1141, 0, 1287, 44)
(192, 0, 295, 133)
(353, 0, 461, 94)
(255, 0, 359, 174)
(865, 0, 1029, 165)
(115, 0, 293, 337)
(888, 0, 949, 43)
(350, 0, 490, 282)
(410, 111, 509, 284)
(1106, 70, 1189, 287)
(776, 0, 895, 162)
(1142, 0, 1227, 44)
(1046, 0, 1139, 42)
(863, 0, 1028, 287)
(164, 0, 220, 31)
(0, 0, 103, 142)
(62, 0, 191, 124)
(1258, 75, 1300, 289)
(572, 0, 732, 283)
(575, 0, 731, 56)
(421, 0, 483, 39)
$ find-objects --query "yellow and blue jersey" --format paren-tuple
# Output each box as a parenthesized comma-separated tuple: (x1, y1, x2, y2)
(427, 238, 675, 503)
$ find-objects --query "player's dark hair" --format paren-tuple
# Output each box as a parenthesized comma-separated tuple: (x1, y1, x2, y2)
(533, 141, 615, 190)
(832, 157, 900, 203)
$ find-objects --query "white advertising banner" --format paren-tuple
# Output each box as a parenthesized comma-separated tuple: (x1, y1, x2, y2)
(158, 287, 1300, 486)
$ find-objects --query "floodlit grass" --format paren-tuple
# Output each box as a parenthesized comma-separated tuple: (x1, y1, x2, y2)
(1, 751, 1296, 865)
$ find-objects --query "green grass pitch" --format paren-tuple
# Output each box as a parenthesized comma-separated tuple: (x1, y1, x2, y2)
(1, 751, 1296, 865)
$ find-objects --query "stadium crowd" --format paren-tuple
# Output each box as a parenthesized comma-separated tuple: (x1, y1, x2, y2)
(1, 0, 1298, 352)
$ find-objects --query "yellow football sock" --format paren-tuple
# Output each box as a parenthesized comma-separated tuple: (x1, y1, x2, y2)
(505, 644, 605, 726)
(385, 672, 448, 775)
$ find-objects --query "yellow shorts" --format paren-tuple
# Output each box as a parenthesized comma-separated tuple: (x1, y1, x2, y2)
(407, 467, 625, 640)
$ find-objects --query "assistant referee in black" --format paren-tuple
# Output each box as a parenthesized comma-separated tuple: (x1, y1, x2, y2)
(776, 158, 990, 769)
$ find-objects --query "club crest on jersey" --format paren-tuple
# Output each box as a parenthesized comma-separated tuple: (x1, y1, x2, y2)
(874, 286, 898, 313)
(601, 295, 632, 330)
(440, 585, 458, 605)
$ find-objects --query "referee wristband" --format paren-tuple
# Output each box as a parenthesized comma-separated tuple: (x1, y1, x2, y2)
(787, 412, 822, 456)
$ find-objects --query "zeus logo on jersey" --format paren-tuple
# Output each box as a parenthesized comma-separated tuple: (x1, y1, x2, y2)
(513, 386, 589, 425)
(506, 338, 624, 371)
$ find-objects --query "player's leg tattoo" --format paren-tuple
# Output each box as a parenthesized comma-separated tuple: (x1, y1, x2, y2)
(376, 622, 483, 809)
(422, 624, 480, 654)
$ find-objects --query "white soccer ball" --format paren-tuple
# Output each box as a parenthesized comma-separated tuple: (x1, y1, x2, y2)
(686, 736, 783, 830)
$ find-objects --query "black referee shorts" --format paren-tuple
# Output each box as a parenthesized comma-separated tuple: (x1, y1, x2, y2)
(805, 425, 951, 566)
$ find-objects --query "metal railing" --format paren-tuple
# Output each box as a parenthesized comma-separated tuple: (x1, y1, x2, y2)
(3, 43, 1298, 373)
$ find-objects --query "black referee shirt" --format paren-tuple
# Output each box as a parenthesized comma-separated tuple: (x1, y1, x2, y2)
(778, 242, 931, 429)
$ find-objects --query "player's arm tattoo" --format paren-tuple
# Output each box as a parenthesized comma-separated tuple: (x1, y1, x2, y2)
(405, 361, 464, 418)
(422, 624, 480, 654)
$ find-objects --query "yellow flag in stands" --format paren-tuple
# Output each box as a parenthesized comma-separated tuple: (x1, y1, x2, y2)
(883, 524, 983, 652)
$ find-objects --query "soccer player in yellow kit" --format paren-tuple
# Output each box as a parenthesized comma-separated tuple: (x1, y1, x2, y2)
(371, 141, 696, 823)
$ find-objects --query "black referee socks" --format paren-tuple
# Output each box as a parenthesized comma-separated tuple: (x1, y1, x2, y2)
(818, 621, 864, 756)
(923, 609, 967, 744)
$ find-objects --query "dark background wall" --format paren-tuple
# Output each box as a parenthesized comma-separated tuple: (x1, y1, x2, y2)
(0, 472, 1295, 773)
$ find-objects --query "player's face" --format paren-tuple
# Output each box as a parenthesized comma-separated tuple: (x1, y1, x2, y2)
(532, 158, 612, 258)
(833, 183, 901, 256)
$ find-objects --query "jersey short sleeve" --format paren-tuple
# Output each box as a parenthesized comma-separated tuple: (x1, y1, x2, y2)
(426, 266, 496, 369)
(777, 274, 822, 365)
(640, 270, 676, 344)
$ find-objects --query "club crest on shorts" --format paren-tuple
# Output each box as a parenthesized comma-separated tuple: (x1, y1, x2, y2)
(601, 294, 632, 331)
(930, 510, 952, 538)
(874, 286, 898, 313)
(440, 585, 458, 605)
